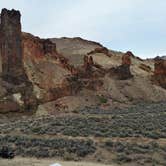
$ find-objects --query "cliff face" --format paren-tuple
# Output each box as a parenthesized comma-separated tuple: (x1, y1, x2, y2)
(0, 9, 37, 113)
(22, 33, 74, 102)
(154, 58, 166, 75)
(108, 51, 133, 80)
(152, 58, 166, 89)
(22, 33, 59, 60)
(0, 8, 166, 113)
(0, 9, 25, 83)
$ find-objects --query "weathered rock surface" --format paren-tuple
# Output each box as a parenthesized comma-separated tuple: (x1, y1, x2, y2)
(87, 47, 112, 57)
(109, 51, 133, 80)
(0, 8, 166, 113)
(122, 51, 132, 65)
(154, 57, 166, 75)
(0, 8, 25, 83)
(22, 33, 79, 103)
(152, 57, 166, 89)
(0, 9, 37, 113)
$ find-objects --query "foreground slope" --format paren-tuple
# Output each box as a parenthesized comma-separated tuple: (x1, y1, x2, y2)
(0, 102, 166, 165)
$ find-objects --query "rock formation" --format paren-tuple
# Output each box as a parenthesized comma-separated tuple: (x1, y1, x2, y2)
(22, 32, 81, 103)
(22, 32, 77, 74)
(154, 57, 166, 75)
(0, 9, 26, 83)
(87, 47, 112, 57)
(22, 33, 58, 59)
(0, 9, 37, 112)
(122, 51, 132, 66)
(43, 39, 57, 55)
(0, 8, 165, 113)
(152, 57, 166, 89)
(109, 51, 133, 80)
(83, 55, 93, 74)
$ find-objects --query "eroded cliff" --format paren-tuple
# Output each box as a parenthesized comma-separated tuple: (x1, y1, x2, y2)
(0, 8, 166, 114)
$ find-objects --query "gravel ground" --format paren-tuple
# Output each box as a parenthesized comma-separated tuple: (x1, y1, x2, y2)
(0, 157, 115, 166)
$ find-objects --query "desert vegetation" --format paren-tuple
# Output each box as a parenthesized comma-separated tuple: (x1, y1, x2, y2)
(0, 102, 166, 165)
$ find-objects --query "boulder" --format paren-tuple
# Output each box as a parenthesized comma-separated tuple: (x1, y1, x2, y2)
(0, 99, 20, 113)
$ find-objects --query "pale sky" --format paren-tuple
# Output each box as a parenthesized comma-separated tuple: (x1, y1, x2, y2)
(0, 0, 166, 58)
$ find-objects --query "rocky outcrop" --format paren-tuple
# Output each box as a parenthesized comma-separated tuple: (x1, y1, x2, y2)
(43, 39, 57, 55)
(83, 55, 94, 75)
(0, 8, 165, 114)
(109, 51, 133, 80)
(0, 9, 37, 113)
(22, 33, 80, 103)
(87, 47, 112, 57)
(22, 32, 104, 102)
(154, 57, 166, 75)
(152, 57, 166, 89)
(22, 32, 78, 74)
(0, 9, 26, 83)
(73, 55, 105, 79)
(22, 33, 58, 59)
(122, 51, 132, 65)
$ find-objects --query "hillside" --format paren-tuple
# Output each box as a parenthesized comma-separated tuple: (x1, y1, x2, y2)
(0, 8, 166, 115)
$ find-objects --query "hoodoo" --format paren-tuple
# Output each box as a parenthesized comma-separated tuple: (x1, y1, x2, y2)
(0, 8, 37, 112)
(0, 8, 26, 83)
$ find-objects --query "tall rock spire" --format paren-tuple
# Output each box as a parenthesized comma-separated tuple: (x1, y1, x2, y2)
(0, 8, 25, 83)
(0, 9, 37, 111)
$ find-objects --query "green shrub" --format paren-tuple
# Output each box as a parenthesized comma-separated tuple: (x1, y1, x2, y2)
(98, 96, 108, 104)
(31, 127, 41, 133)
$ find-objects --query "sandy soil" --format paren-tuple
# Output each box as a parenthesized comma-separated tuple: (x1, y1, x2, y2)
(0, 157, 115, 166)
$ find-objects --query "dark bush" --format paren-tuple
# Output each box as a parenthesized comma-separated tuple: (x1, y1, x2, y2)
(0, 146, 15, 159)
(116, 153, 132, 163)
